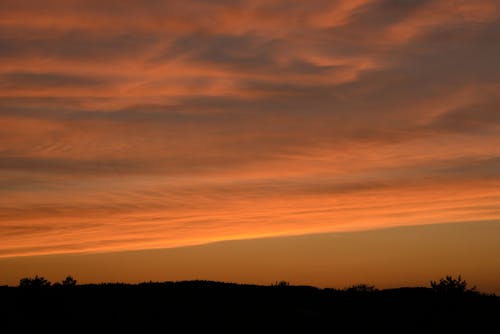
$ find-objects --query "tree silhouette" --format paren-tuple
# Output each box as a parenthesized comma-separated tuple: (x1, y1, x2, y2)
(19, 275, 51, 288)
(62, 276, 77, 286)
(430, 275, 476, 294)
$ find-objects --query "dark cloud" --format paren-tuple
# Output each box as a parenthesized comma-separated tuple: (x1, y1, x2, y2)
(429, 102, 500, 132)
(0, 156, 145, 175)
(438, 156, 500, 179)
(0, 72, 109, 89)
(155, 33, 282, 70)
(0, 31, 158, 60)
(399, 23, 500, 83)
(0, 97, 86, 118)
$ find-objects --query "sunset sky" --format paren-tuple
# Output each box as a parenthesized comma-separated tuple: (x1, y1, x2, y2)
(1, 0, 500, 291)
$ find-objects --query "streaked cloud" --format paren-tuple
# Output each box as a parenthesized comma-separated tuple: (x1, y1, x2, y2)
(1, 0, 500, 257)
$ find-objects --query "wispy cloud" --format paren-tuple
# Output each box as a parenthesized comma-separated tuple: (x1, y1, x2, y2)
(1, 0, 500, 257)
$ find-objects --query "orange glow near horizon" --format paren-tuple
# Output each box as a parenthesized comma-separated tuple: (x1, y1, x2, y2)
(1, 0, 500, 290)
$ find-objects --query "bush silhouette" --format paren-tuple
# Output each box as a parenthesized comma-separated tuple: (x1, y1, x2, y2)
(19, 275, 51, 288)
(430, 275, 476, 294)
(345, 284, 377, 293)
(271, 280, 290, 287)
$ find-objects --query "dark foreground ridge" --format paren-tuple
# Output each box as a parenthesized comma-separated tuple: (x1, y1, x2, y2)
(1, 276, 498, 333)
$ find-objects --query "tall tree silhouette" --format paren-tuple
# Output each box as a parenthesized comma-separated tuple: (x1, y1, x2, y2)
(430, 275, 476, 294)
(18, 275, 51, 288)
(62, 276, 77, 286)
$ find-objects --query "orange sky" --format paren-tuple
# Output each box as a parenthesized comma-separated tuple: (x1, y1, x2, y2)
(1, 0, 500, 287)
(2, 221, 500, 293)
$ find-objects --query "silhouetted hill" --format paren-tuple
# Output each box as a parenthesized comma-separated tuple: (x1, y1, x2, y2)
(1, 280, 498, 333)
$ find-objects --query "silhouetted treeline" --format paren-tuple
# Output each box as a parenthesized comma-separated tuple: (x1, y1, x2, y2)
(0, 275, 498, 333)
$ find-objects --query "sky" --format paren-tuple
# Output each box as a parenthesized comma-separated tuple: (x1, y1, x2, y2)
(2, 221, 500, 293)
(1, 0, 500, 289)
